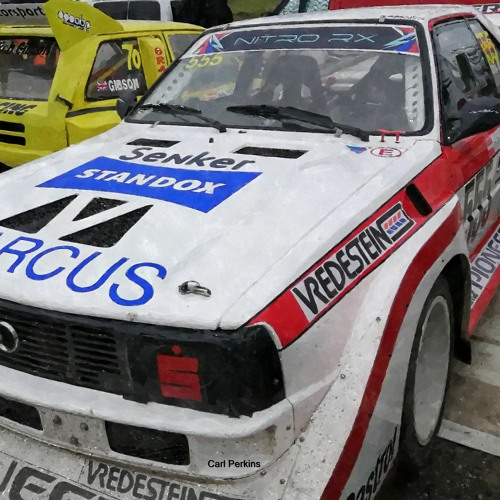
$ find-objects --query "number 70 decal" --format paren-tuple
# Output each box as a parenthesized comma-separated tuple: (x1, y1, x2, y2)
(123, 43, 142, 70)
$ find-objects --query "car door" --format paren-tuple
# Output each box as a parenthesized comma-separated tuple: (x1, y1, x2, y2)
(66, 35, 149, 145)
(138, 35, 171, 85)
(433, 18, 500, 255)
(140, 30, 202, 81)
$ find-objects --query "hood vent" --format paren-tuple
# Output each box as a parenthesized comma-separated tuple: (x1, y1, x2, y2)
(235, 146, 307, 159)
(127, 139, 179, 148)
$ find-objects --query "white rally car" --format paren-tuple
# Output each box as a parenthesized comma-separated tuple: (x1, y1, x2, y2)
(0, 4, 498, 500)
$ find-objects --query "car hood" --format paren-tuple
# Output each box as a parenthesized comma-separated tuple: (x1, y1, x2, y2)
(0, 123, 441, 329)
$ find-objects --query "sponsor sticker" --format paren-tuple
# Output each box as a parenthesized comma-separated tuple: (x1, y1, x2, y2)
(154, 46, 167, 73)
(85, 460, 245, 500)
(345, 146, 404, 157)
(0, 230, 167, 307)
(96, 78, 142, 93)
(196, 34, 226, 55)
(382, 207, 412, 239)
(0, 38, 52, 56)
(108, 77, 141, 92)
(292, 203, 415, 320)
(344, 427, 398, 500)
(0, 101, 36, 116)
(0, 4, 45, 22)
(37, 157, 261, 213)
(0, 457, 114, 499)
(0, 456, 246, 499)
(470, 225, 500, 304)
(370, 147, 403, 158)
(57, 10, 91, 32)
(381, 27, 419, 54)
(475, 3, 500, 14)
(346, 146, 367, 154)
(475, 30, 500, 66)
(119, 147, 256, 171)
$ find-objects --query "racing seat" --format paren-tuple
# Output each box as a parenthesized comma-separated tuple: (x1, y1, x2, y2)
(257, 55, 327, 112)
(341, 54, 409, 131)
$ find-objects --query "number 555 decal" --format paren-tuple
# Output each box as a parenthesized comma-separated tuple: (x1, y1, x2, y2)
(185, 54, 223, 69)
(462, 154, 499, 246)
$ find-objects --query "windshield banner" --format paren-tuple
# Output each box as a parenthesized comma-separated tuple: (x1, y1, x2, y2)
(193, 26, 419, 56)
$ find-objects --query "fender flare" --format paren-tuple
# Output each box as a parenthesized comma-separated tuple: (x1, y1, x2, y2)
(320, 203, 464, 499)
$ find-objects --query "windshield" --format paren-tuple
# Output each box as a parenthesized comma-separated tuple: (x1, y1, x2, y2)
(129, 24, 427, 135)
(0, 37, 59, 100)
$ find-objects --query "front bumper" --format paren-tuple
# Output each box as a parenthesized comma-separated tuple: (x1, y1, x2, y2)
(0, 422, 299, 500)
(0, 365, 294, 480)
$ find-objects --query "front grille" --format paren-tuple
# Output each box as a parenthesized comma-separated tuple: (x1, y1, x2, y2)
(0, 121, 25, 146)
(0, 302, 124, 394)
(0, 300, 285, 418)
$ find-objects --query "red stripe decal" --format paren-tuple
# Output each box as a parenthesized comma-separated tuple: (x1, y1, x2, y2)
(320, 205, 462, 500)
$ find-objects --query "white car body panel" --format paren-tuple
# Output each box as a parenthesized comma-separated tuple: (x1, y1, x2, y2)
(0, 125, 440, 329)
(0, 4, 497, 500)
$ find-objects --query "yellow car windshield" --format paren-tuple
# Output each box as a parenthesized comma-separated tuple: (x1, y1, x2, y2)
(0, 37, 60, 101)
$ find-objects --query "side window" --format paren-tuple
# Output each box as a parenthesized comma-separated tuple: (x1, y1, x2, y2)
(86, 39, 147, 100)
(167, 33, 201, 59)
(434, 20, 498, 141)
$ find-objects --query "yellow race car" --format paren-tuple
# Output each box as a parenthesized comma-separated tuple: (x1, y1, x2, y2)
(0, 0, 202, 169)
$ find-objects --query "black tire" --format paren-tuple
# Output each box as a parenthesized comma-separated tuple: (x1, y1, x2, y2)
(398, 276, 455, 481)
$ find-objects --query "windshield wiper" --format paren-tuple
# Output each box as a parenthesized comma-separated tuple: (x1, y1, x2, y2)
(136, 103, 227, 132)
(226, 105, 369, 142)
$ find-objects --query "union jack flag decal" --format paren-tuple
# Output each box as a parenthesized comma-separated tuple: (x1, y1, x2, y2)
(96, 81, 108, 92)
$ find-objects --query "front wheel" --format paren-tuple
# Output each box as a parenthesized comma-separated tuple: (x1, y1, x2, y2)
(398, 276, 454, 478)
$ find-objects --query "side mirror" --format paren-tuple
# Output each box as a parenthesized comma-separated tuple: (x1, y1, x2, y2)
(116, 92, 137, 119)
(56, 94, 73, 109)
(449, 95, 500, 143)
